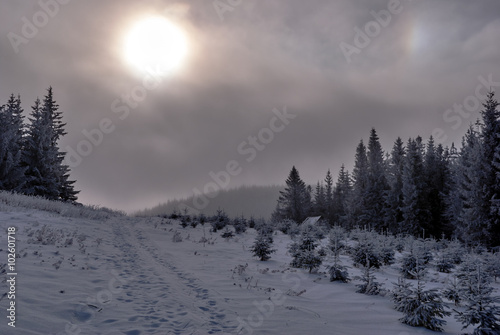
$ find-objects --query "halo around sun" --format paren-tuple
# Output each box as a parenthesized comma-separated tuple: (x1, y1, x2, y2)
(124, 16, 188, 77)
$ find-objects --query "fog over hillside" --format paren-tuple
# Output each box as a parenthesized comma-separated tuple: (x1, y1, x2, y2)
(137, 185, 283, 219)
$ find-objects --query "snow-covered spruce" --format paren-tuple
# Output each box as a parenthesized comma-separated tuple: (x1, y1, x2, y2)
(289, 226, 324, 273)
(400, 244, 429, 279)
(328, 226, 350, 282)
(351, 231, 382, 269)
(355, 255, 383, 295)
(454, 256, 500, 334)
(250, 230, 276, 261)
(391, 269, 450, 331)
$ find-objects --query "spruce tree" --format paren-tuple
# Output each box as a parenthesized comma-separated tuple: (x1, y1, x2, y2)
(289, 226, 323, 273)
(324, 169, 334, 223)
(423, 137, 448, 238)
(456, 127, 490, 246)
(348, 140, 369, 229)
(480, 92, 500, 247)
(384, 137, 405, 234)
(250, 230, 276, 261)
(401, 138, 428, 236)
(273, 166, 311, 223)
(22, 88, 78, 201)
(332, 164, 351, 227)
(312, 181, 326, 217)
(455, 256, 500, 334)
(365, 128, 389, 231)
(22, 98, 60, 199)
(393, 267, 450, 331)
(0, 94, 26, 191)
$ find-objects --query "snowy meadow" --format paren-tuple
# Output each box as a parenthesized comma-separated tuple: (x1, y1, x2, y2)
(0, 193, 499, 334)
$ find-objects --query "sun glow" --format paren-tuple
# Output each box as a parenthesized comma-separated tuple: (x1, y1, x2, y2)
(124, 16, 188, 77)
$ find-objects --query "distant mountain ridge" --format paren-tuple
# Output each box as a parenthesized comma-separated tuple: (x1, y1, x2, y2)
(136, 185, 283, 219)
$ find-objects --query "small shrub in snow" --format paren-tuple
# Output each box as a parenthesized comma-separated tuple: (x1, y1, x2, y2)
(379, 246, 396, 266)
(328, 226, 350, 283)
(454, 256, 500, 334)
(442, 276, 461, 306)
(289, 229, 324, 273)
(483, 252, 500, 282)
(248, 216, 256, 229)
(329, 264, 350, 283)
(435, 252, 455, 273)
(250, 231, 276, 261)
(172, 231, 182, 242)
(211, 209, 230, 232)
(232, 215, 247, 234)
(275, 219, 299, 236)
(391, 270, 450, 331)
(355, 256, 383, 295)
(400, 246, 428, 279)
(221, 227, 234, 239)
(351, 233, 382, 269)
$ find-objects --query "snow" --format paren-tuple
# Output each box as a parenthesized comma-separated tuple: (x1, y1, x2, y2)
(0, 202, 497, 334)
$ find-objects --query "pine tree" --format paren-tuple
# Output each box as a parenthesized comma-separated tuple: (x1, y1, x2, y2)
(455, 127, 490, 246)
(324, 169, 334, 223)
(394, 268, 450, 331)
(384, 137, 405, 234)
(401, 138, 429, 236)
(0, 94, 26, 191)
(423, 137, 449, 238)
(273, 166, 311, 223)
(42, 87, 79, 202)
(455, 257, 500, 334)
(289, 226, 323, 273)
(22, 98, 60, 199)
(328, 226, 350, 282)
(331, 164, 351, 228)
(22, 88, 78, 201)
(444, 143, 463, 239)
(480, 91, 500, 247)
(250, 230, 276, 261)
(365, 128, 389, 231)
(356, 254, 383, 295)
(312, 181, 326, 217)
(348, 140, 369, 229)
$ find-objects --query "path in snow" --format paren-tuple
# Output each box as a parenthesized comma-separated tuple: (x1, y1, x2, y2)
(93, 218, 235, 335)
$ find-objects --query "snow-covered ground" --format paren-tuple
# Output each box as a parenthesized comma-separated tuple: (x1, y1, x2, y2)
(0, 200, 497, 334)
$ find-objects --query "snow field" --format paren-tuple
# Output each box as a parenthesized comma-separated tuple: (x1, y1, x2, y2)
(0, 208, 498, 334)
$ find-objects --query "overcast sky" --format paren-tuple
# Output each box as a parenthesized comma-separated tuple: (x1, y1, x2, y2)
(1, 0, 500, 212)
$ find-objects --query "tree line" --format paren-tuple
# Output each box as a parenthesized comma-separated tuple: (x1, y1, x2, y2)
(273, 92, 500, 248)
(0, 87, 78, 202)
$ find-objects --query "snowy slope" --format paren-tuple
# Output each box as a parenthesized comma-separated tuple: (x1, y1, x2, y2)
(0, 201, 497, 334)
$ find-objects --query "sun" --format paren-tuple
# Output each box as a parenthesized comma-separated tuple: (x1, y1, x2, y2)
(124, 16, 188, 77)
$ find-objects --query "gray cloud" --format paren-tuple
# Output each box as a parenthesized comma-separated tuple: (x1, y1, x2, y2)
(1, 0, 500, 211)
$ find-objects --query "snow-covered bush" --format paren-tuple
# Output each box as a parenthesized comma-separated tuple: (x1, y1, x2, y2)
(289, 229, 324, 273)
(250, 231, 276, 261)
(442, 276, 461, 306)
(351, 232, 382, 269)
(328, 226, 350, 282)
(435, 251, 455, 273)
(220, 227, 234, 239)
(274, 219, 300, 237)
(232, 215, 247, 234)
(210, 209, 229, 232)
(355, 256, 383, 295)
(400, 244, 429, 279)
(391, 270, 450, 331)
(328, 264, 350, 283)
(454, 256, 500, 334)
(483, 252, 500, 282)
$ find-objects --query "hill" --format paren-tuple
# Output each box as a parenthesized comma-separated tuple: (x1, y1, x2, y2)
(137, 185, 283, 219)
